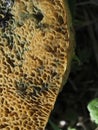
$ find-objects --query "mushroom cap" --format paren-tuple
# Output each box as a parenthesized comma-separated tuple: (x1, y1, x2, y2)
(0, 0, 75, 129)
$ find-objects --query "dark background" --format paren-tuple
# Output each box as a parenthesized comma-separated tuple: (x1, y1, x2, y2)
(46, 0, 98, 130)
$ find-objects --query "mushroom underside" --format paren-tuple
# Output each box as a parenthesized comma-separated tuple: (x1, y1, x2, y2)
(0, 0, 74, 129)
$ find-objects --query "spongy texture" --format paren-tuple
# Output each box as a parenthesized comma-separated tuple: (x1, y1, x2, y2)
(0, 0, 74, 130)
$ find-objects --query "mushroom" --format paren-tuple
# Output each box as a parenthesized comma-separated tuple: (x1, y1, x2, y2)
(0, 0, 75, 129)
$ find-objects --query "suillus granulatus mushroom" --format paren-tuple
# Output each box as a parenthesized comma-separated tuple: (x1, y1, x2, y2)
(0, 0, 75, 129)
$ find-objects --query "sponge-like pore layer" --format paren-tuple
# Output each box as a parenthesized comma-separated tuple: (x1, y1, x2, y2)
(0, 0, 74, 130)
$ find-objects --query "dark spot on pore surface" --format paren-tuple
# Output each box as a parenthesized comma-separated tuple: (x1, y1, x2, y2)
(58, 15, 64, 24)
(0, 124, 8, 129)
(34, 12, 44, 22)
(33, 6, 44, 23)
(52, 71, 58, 77)
(15, 80, 27, 92)
(6, 56, 15, 68)
(42, 83, 49, 91)
(0, 0, 14, 29)
(0, 88, 3, 93)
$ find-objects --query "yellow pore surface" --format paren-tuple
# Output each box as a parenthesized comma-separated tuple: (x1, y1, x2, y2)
(0, 0, 74, 129)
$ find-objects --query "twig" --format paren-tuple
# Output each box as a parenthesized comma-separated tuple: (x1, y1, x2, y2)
(76, 1, 98, 6)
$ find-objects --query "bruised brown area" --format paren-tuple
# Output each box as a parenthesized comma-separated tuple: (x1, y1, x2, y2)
(0, 0, 74, 129)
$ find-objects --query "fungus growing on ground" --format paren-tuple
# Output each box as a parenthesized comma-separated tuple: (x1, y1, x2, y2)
(0, 0, 75, 129)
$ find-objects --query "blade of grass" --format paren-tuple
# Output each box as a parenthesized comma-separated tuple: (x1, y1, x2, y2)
(49, 120, 62, 130)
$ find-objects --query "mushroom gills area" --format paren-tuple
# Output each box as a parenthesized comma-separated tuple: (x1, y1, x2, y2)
(0, 0, 73, 130)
